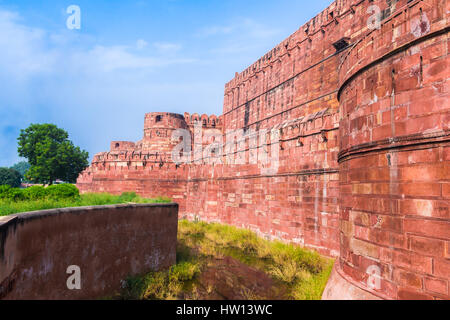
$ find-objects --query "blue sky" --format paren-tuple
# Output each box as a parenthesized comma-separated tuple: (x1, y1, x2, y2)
(0, 0, 331, 167)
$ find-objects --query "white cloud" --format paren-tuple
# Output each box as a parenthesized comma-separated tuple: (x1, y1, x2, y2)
(136, 39, 148, 50)
(69, 45, 194, 73)
(0, 9, 204, 166)
(197, 18, 281, 59)
(153, 42, 182, 54)
(0, 9, 194, 78)
(197, 25, 234, 37)
(0, 10, 58, 80)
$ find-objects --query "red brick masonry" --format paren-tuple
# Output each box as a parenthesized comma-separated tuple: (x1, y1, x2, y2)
(0, 204, 178, 299)
(77, 0, 449, 299)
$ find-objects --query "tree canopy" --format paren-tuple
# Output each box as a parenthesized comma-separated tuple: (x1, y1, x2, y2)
(17, 124, 89, 185)
(0, 167, 22, 187)
(10, 161, 31, 182)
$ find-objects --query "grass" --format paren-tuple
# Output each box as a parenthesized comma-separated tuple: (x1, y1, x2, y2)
(0, 192, 172, 216)
(118, 220, 334, 300)
(121, 258, 202, 301)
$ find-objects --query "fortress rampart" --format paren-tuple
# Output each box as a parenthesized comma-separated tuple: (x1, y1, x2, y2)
(77, 0, 449, 299)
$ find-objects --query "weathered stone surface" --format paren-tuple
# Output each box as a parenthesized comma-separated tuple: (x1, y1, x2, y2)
(77, 0, 450, 300)
(0, 203, 178, 300)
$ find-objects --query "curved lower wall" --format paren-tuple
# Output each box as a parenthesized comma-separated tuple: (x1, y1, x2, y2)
(322, 261, 382, 300)
(0, 203, 178, 300)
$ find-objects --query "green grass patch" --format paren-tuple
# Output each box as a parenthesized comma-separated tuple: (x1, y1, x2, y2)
(119, 220, 334, 300)
(0, 188, 171, 216)
(120, 242, 202, 300)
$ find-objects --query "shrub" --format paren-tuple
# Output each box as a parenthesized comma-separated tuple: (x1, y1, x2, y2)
(23, 186, 48, 200)
(119, 192, 138, 202)
(0, 187, 25, 201)
(46, 184, 80, 199)
(170, 261, 200, 282)
(133, 261, 200, 300)
(0, 168, 22, 188)
(0, 185, 11, 192)
(0, 185, 12, 199)
(8, 188, 26, 201)
(78, 193, 118, 206)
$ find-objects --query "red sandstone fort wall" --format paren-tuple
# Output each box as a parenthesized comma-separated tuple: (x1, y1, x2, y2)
(337, 0, 449, 299)
(77, 0, 449, 299)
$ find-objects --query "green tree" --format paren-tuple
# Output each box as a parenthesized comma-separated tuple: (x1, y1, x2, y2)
(0, 168, 22, 187)
(10, 161, 31, 182)
(17, 124, 89, 185)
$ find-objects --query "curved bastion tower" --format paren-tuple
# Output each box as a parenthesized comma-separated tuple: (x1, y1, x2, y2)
(78, 0, 449, 300)
(139, 112, 189, 153)
(328, 1, 450, 299)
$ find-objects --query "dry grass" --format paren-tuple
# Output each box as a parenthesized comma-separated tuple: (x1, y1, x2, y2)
(119, 220, 333, 300)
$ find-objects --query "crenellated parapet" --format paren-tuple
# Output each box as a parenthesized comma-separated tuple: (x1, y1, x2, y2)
(183, 112, 223, 129)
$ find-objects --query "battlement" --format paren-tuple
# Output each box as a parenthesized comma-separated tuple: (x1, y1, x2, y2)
(184, 112, 223, 129)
